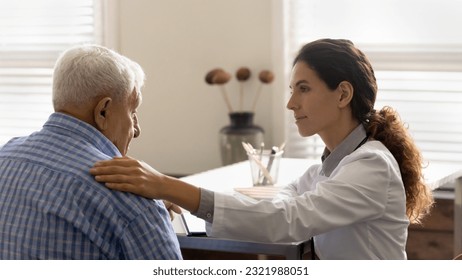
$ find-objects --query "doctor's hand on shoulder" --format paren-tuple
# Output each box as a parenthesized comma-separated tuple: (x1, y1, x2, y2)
(90, 156, 163, 198)
(90, 156, 201, 213)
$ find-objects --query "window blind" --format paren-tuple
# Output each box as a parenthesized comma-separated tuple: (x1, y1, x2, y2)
(283, 0, 462, 166)
(375, 71, 462, 164)
(0, 0, 103, 145)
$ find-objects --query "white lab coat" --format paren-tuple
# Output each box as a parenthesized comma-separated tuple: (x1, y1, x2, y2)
(207, 141, 409, 259)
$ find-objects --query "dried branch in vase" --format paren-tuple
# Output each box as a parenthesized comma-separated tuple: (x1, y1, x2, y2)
(205, 68, 233, 112)
(236, 67, 251, 111)
(251, 70, 275, 112)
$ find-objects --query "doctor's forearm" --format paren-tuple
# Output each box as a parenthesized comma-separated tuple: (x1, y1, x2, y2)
(160, 175, 201, 213)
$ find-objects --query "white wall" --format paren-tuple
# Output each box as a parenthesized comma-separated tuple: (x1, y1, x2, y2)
(114, 0, 284, 175)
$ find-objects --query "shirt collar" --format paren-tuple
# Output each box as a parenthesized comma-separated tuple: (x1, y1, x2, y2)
(43, 112, 121, 157)
(320, 124, 367, 177)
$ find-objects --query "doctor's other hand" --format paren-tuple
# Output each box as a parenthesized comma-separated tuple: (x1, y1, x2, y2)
(163, 200, 182, 221)
(90, 156, 164, 200)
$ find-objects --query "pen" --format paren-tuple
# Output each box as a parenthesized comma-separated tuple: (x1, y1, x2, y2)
(261, 146, 278, 185)
(258, 142, 264, 183)
(242, 142, 274, 185)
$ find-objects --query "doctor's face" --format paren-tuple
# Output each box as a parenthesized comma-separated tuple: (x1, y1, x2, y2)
(287, 61, 342, 138)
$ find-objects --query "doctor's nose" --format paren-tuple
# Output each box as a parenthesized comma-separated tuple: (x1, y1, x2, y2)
(286, 94, 298, 111)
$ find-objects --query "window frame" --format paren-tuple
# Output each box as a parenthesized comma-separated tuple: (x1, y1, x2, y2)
(274, 0, 462, 167)
(0, 0, 117, 145)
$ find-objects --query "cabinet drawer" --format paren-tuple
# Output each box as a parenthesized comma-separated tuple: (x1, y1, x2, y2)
(406, 230, 453, 259)
(409, 198, 453, 231)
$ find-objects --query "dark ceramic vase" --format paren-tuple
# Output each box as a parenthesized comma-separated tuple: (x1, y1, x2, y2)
(219, 112, 264, 165)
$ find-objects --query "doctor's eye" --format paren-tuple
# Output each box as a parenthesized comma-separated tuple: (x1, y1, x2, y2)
(299, 85, 310, 93)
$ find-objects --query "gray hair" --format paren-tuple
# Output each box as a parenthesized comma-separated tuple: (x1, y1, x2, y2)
(52, 44, 145, 110)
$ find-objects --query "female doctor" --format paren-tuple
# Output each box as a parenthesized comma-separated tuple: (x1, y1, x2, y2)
(90, 39, 434, 259)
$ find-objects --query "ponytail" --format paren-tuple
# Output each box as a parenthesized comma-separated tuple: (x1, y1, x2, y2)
(366, 106, 434, 224)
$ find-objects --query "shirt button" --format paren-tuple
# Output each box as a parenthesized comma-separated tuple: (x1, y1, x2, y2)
(206, 213, 212, 218)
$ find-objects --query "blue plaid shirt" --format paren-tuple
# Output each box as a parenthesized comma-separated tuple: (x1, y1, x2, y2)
(0, 113, 182, 259)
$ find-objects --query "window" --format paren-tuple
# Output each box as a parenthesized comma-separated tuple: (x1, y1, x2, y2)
(0, 0, 105, 145)
(283, 0, 462, 166)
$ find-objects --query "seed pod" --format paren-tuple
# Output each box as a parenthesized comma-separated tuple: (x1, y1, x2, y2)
(236, 67, 251, 81)
(212, 70, 231, 85)
(258, 70, 274, 84)
(205, 68, 223, 85)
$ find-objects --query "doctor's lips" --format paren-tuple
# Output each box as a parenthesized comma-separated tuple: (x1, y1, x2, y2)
(295, 115, 307, 122)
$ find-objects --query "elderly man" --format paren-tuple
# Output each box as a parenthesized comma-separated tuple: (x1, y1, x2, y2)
(0, 45, 182, 259)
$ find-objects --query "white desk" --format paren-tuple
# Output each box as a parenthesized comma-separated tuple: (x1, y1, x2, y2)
(174, 158, 317, 259)
(179, 158, 315, 191)
(175, 158, 462, 258)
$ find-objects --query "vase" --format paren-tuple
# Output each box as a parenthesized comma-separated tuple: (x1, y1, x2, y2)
(219, 112, 264, 166)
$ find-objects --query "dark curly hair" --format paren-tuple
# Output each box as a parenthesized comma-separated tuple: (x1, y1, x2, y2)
(293, 39, 433, 223)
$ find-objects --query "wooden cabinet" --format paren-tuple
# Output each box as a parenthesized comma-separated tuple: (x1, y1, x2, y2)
(406, 196, 454, 259)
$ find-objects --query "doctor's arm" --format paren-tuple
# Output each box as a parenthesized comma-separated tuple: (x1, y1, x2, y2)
(90, 157, 201, 213)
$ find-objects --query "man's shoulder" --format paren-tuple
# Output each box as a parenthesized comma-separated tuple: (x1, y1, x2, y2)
(0, 130, 164, 222)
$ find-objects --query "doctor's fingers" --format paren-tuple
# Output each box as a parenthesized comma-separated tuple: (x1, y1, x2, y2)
(164, 201, 182, 215)
(90, 164, 147, 178)
(105, 182, 137, 193)
(163, 200, 182, 221)
(105, 181, 158, 199)
(93, 156, 141, 168)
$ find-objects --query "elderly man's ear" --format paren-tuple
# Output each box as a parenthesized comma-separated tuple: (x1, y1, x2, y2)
(94, 97, 112, 131)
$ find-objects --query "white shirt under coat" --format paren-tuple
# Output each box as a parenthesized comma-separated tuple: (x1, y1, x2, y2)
(195, 125, 409, 259)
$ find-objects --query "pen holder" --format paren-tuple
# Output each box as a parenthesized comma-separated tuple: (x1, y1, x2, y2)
(247, 149, 283, 186)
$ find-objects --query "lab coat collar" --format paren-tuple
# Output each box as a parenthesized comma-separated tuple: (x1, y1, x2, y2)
(320, 124, 367, 177)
